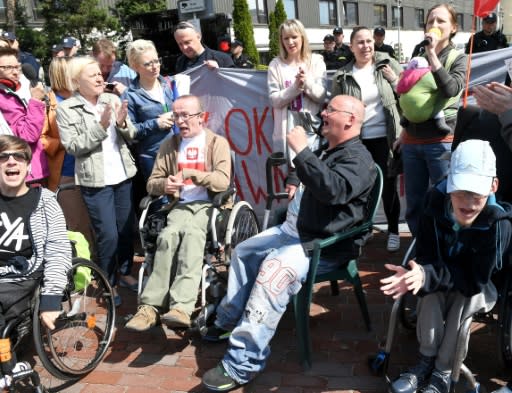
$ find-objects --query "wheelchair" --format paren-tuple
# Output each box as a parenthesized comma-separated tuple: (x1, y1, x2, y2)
(0, 257, 116, 392)
(137, 158, 260, 334)
(370, 235, 512, 393)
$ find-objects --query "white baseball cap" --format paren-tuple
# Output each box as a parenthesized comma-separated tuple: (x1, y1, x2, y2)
(447, 139, 496, 196)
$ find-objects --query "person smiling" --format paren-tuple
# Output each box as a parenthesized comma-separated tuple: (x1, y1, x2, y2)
(0, 135, 71, 336)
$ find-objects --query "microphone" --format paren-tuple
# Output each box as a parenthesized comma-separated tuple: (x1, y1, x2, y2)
(21, 63, 39, 87)
(418, 27, 442, 48)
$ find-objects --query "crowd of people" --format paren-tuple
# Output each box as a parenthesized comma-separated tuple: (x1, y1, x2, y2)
(0, 2, 512, 392)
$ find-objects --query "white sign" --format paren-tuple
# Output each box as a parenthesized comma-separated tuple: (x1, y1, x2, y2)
(178, 0, 206, 13)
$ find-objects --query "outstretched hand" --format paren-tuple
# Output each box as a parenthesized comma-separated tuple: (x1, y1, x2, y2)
(380, 260, 424, 299)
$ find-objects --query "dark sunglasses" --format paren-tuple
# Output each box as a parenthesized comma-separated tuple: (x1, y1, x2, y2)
(0, 151, 29, 163)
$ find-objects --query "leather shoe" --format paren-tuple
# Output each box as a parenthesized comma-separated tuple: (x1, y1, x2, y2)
(389, 354, 435, 393)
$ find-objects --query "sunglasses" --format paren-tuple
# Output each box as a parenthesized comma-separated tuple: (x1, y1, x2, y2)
(0, 151, 29, 163)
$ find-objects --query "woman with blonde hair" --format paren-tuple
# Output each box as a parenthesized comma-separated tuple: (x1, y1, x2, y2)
(124, 39, 175, 181)
(57, 56, 138, 305)
(267, 19, 327, 181)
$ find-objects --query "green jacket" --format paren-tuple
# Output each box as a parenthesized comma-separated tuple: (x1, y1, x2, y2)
(56, 92, 137, 187)
(331, 51, 402, 151)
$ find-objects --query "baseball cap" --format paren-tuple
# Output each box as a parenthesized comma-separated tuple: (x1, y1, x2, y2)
(447, 140, 496, 196)
(61, 36, 77, 48)
(1, 31, 16, 41)
(323, 34, 335, 42)
(51, 43, 63, 53)
(333, 27, 343, 34)
(483, 12, 497, 23)
(231, 39, 243, 47)
(374, 27, 386, 36)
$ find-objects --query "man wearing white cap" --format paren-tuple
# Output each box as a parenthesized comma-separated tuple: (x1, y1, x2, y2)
(381, 139, 512, 393)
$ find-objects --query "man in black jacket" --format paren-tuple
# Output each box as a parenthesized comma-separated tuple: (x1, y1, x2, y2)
(201, 95, 376, 391)
(374, 27, 396, 59)
(230, 40, 253, 69)
(465, 13, 508, 54)
(173, 21, 234, 73)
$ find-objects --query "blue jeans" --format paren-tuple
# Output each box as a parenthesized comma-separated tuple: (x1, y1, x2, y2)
(215, 226, 343, 384)
(80, 179, 135, 286)
(402, 142, 451, 236)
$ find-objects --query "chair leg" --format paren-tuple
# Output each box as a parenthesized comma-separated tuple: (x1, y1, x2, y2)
(293, 288, 313, 370)
(346, 261, 372, 331)
(330, 280, 339, 296)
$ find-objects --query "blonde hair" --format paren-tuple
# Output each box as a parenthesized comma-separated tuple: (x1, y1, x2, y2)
(125, 39, 157, 69)
(48, 57, 72, 92)
(278, 19, 311, 63)
(67, 56, 98, 92)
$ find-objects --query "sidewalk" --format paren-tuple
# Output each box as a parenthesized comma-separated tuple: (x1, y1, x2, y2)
(32, 231, 508, 392)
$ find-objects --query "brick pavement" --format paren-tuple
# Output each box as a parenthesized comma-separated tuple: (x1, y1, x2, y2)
(25, 231, 509, 392)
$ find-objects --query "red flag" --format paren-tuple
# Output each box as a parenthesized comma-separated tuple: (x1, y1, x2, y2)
(474, 0, 500, 17)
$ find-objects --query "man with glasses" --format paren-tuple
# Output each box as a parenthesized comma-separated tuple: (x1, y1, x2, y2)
(201, 95, 376, 391)
(173, 21, 234, 73)
(0, 47, 48, 185)
(92, 38, 136, 96)
(125, 94, 231, 331)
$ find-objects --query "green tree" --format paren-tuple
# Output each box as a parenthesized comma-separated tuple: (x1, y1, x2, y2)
(13, 3, 48, 61)
(232, 0, 259, 66)
(268, 0, 287, 60)
(113, 0, 166, 31)
(39, 0, 120, 54)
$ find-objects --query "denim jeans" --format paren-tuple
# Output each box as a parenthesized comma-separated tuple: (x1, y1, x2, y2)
(402, 142, 451, 236)
(215, 225, 343, 384)
(80, 179, 135, 286)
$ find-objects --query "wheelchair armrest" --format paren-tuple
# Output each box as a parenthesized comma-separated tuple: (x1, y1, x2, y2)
(212, 187, 236, 208)
(139, 195, 156, 210)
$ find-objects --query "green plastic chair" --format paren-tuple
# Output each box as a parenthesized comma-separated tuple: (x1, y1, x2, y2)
(292, 164, 383, 369)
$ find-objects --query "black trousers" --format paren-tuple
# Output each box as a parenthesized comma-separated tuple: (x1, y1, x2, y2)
(0, 278, 40, 333)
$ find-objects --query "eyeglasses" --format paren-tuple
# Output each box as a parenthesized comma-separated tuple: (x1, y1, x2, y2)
(451, 190, 488, 202)
(142, 58, 162, 68)
(0, 64, 21, 72)
(0, 151, 28, 163)
(324, 106, 353, 116)
(172, 112, 202, 121)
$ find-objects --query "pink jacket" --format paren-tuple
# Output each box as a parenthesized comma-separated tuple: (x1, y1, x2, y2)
(0, 90, 48, 182)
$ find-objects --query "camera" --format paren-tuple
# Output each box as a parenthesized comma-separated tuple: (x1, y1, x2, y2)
(105, 82, 116, 90)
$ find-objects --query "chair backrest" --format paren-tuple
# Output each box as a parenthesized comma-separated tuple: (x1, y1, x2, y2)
(365, 164, 384, 227)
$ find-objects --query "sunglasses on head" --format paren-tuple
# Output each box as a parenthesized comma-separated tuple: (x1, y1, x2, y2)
(0, 151, 28, 163)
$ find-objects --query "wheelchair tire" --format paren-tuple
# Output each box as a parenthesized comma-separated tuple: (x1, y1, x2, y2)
(498, 271, 512, 369)
(224, 202, 259, 262)
(33, 258, 116, 380)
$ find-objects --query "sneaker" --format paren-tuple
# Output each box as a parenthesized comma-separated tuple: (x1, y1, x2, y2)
(422, 369, 451, 393)
(202, 363, 239, 391)
(389, 354, 435, 393)
(161, 308, 191, 328)
(203, 325, 231, 342)
(125, 305, 159, 331)
(387, 233, 401, 252)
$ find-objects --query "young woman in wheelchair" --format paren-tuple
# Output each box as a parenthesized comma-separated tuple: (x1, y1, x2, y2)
(380, 140, 512, 393)
(0, 135, 72, 373)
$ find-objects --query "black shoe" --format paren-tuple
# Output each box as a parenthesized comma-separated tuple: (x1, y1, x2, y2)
(422, 369, 451, 393)
(389, 354, 435, 393)
(203, 325, 231, 342)
(202, 363, 239, 391)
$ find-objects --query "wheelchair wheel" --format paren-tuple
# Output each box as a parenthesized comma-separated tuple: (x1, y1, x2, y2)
(224, 201, 259, 262)
(33, 258, 115, 380)
(498, 271, 512, 368)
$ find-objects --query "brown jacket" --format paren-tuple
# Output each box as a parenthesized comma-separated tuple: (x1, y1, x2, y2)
(147, 128, 231, 203)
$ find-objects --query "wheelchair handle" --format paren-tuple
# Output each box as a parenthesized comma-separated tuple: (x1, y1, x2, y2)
(265, 152, 289, 210)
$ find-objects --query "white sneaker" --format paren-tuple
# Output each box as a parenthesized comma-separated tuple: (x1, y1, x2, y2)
(386, 233, 400, 252)
(491, 386, 512, 393)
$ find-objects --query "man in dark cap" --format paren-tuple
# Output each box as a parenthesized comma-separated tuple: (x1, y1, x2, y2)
(465, 13, 508, 54)
(230, 39, 253, 69)
(61, 36, 80, 57)
(373, 27, 396, 59)
(321, 34, 341, 70)
(332, 27, 353, 67)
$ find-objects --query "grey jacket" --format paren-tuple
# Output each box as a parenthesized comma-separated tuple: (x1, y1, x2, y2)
(56, 92, 137, 187)
(331, 51, 402, 150)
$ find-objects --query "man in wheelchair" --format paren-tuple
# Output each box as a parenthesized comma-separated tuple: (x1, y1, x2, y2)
(201, 95, 377, 391)
(0, 135, 72, 375)
(126, 94, 231, 331)
(380, 140, 512, 393)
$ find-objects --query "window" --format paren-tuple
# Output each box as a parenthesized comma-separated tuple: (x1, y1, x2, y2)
(414, 8, 425, 29)
(248, 0, 268, 24)
(0, 0, 5, 20)
(319, 0, 337, 25)
(283, 0, 297, 20)
(343, 2, 358, 26)
(32, 0, 44, 20)
(456, 13, 464, 30)
(392, 6, 403, 28)
(373, 4, 387, 28)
